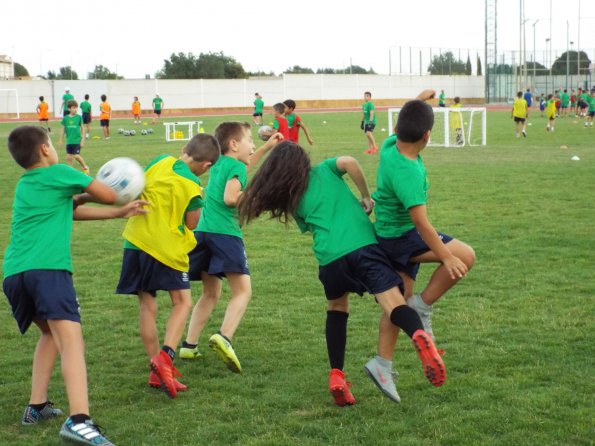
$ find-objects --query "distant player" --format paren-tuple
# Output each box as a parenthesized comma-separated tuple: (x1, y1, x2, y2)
(450, 96, 464, 145)
(60, 88, 74, 117)
(99, 94, 111, 140)
(512, 91, 528, 138)
(283, 99, 314, 145)
(560, 89, 570, 117)
(570, 90, 577, 116)
(260, 103, 290, 140)
(584, 90, 594, 127)
(362, 91, 377, 154)
(80, 94, 92, 139)
(151, 93, 164, 124)
(180, 123, 283, 373)
(545, 94, 556, 131)
(116, 133, 220, 399)
(36, 96, 50, 133)
(132, 96, 141, 124)
(59, 100, 89, 175)
(438, 89, 446, 107)
(578, 88, 589, 117)
(523, 88, 533, 108)
(252, 93, 264, 126)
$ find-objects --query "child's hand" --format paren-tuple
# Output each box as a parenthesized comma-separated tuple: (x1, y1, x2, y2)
(442, 255, 468, 279)
(118, 200, 150, 218)
(360, 121, 365, 130)
(307, 137, 314, 146)
(268, 132, 284, 144)
(360, 197, 375, 215)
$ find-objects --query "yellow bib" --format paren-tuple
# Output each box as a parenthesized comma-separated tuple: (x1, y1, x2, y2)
(123, 156, 200, 271)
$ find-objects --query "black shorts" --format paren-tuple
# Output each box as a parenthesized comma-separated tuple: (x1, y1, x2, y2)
(100, 119, 109, 127)
(377, 228, 453, 280)
(154, 109, 162, 115)
(66, 144, 81, 155)
(82, 112, 91, 124)
(188, 232, 250, 280)
(589, 111, 595, 118)
(63, 110, 69, 117)
(318, 244, 403, 300)
(364, 123, 376, 133)
(116, 249, 190, 296)
(3, 270, 80, 334)
(578, 101, 587, 110)
(252, 112, 263, 117)
(513, 117, 526, 123)
(39, 118, 49, 122)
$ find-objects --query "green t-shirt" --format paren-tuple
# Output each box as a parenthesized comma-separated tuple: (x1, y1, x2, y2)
(294, 158, 378, 266)
(588, 95, 595, 112)
(62, 93, 74, 110)
(80, 101, 92, 113)
(124, 154, 203, 250)
(197, 155, 247, 238)
(3, 164, 92, 277)
(560, 93, 570, 107)
(363, 101, 376, 124)
(152, 97, 163, 111)
(254, 98, 264, 113)
(61, 114, 83, 144)
(372, 135, 429, 238)
(286, 112, 297, 128)
(438, 92, 446, 106)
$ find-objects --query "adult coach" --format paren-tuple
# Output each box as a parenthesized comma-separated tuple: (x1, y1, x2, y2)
(152, 93, 164, 124)
(60, 88, 74, 117)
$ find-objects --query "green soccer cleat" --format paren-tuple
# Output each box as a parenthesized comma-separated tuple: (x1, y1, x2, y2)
(208, 333, 242, 373)
(179, 346, 203, 360)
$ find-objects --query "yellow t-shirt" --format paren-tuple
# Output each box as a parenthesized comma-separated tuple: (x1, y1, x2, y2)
(513, 98, 528, 118)
(545, 100, 556, 119)
(450, 103, 462, 129)
(123, 156, 201, 271)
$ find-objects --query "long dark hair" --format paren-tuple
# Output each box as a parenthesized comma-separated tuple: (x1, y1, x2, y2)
(239, 141, 310, 225)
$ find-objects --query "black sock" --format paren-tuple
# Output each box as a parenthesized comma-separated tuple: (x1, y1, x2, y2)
(325, 311, 349, 370)
(218, 331, 232, 344)
(70, 414, 91, 424)
(182, 341, 197, 349)
(29, 402, 48, 411)
(389, 305, 423, 338)
(162, 345, 176, 361)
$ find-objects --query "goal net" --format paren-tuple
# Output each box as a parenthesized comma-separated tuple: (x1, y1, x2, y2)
(0, 89, 20, 119)
(388, 107, 486, 147)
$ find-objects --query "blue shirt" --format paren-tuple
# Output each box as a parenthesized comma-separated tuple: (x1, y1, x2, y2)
(523, 91, 533, 107)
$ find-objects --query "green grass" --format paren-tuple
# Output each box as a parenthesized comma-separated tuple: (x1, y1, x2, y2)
(0, 110, 593, 445)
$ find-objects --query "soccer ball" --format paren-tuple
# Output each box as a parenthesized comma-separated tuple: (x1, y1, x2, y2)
(258, 125, 273, 141)
(123, 130, 130, 136)
(141, 129, 147, 135)
(130, 130, 136, 136)
(96, 157, 146, 205)
(148, 128, 154, 134)
(118, 128, 125, 134)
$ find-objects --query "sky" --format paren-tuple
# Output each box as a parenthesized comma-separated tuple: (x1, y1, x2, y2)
(1, 0, 594, 79)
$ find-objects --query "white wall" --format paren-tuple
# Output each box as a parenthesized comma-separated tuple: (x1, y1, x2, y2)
(0, 74, 485, 116)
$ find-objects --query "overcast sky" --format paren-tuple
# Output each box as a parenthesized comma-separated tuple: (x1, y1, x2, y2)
(1, 0, 594, 79)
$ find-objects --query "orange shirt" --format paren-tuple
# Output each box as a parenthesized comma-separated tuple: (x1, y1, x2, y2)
(99, 102, 111, 120)
(37, 102, 49, 119)
(132, 101, 141, 115)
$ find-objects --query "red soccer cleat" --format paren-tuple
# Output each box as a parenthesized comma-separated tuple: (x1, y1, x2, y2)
(412, 330, 446, 387)
(150, 351, 182, 399)
(328, 368, 356, 407)
(148, 371, 188, 392)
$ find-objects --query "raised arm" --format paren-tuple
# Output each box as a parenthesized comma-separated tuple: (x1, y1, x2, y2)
(335, 156, 374, 214)
(74, 199, 149, 220)
(247, 132, 284, 172)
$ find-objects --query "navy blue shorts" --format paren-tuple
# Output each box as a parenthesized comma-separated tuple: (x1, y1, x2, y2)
(82, 112, 91, 124)
(377, 228, 453, 280)
(513, 117, 525, 123)
(116, 249, 190, 296)
(252, 112, 263, 117)
(3, 270, 80, 334)
(364, 123, 376, 133)
(318, 244, 403, 300)
(154, 109, 162, 115)
(188, 232, 250, 280)
(66, 144, 81, 155)
(100, 119, 109, 127)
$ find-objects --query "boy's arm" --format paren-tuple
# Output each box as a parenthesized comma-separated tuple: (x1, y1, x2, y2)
(299, 122, 314, 145)
(409, 205, 468, 279)
(80, 123, 85, 147)
(82, 179, 118, 205)
(73, 200, 149, 220)
(335, 156, 374, 214)
(223, 178, 243, 207)
(416, 89, 436, 101)
(247, 132, 284, 172)
(184, 209, 200, 230)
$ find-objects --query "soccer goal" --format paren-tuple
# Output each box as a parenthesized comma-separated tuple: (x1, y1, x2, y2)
(388, 107, 487, 147)
(0, 89, 20, 119)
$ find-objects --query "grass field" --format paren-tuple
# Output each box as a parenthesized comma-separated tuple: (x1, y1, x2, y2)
(0, 109, 593, 446)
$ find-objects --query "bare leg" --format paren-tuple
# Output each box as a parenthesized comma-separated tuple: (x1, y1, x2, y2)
(219, 273, 251, 340)
(29, 320, 59, 404)
(138, 292, 159, 358)
(162, 289, 193, 350)
(185, 273, 222, 344)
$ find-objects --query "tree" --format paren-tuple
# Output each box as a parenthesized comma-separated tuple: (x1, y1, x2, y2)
(14, 62, 29, 77)
(48, 66, 78, 80)
(88, 65, 123, 80)
(427, 51, 467, 75)
(476, 55, 482, 76)
(465, 55, 472, 75)
(284, 65, 314, 74)
(551, 51, 591, 75)
(156, 52, 247, 79)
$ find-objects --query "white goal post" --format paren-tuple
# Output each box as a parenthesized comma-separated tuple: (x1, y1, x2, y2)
(388, 107, 487, 147)
(0, 89, 20, 119)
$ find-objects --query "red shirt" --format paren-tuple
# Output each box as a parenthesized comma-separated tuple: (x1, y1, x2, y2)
(274, 115, 290, 140)
(287, 114, 302, 143)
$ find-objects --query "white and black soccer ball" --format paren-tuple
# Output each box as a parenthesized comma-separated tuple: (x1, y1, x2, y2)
(123, 130, 131, 136)
(257, 125, 273, 141)
(147, 128, 154, 134)
(96, 157, 145, 205)
(130, 130, 136, 136)
(118, 128, 125, 134)
(141, 129, 147, 135)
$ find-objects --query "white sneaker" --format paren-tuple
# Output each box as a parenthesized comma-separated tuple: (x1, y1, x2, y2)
(363, 357, 400, 403)
(407, 294, 434, 340)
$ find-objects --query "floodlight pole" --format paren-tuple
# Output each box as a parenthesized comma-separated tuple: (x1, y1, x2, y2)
(566, 21, 569, 89)
(532, 20, 539, 88)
